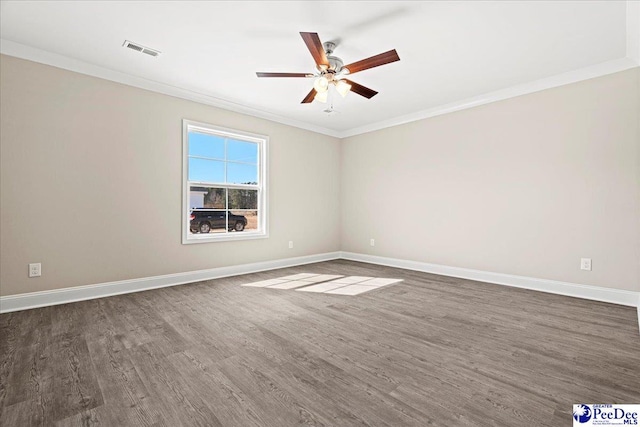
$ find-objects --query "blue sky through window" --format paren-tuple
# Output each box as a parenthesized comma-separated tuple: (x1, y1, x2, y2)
(189, 132, 224, 159)
(227, 139, 258, 164)
(188, 132, 258, 184)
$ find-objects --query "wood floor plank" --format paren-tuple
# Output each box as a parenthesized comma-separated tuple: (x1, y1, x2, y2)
(1, 308, 56, 423)
(1, 343, 55, 425)
(130, 340, 225, 427)
(86, 334, 161, 426)
(1, 259, 639, 427)
(166, 351, 268, 427)
(0, 311, 19, 416)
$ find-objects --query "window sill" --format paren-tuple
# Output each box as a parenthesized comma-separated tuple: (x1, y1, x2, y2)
(182, 231, 268, 244)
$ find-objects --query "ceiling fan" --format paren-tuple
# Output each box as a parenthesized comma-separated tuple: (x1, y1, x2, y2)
(256, 32, 400, 104)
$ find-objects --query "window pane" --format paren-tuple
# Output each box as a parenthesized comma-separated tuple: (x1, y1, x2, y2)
(190, 186, 226, 209)
(189, 187, 227, 234)
(230, 210, 258, 232)
(227, 139, 258, 164)
(228, 189, 258, 210)
(227, 162, 257, 184)
(189, 132, 225, 159)
(188, 158, 225, 183)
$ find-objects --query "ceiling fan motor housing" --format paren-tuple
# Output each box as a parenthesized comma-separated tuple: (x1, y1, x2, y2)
(320, 41, 343, 74)
(326, 56, 344, 74)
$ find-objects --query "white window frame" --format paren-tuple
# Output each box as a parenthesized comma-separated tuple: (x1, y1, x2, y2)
(182, 119, 268, 244)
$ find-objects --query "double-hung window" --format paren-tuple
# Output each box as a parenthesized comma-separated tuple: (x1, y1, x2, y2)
(182, 120, 268, 243)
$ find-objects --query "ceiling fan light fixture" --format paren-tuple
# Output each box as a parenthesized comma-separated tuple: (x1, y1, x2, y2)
(313, 76, 329, 93)
(314, 90, 328, 103)
(335, 80, 352, 98)
(257, 32, 399, 105)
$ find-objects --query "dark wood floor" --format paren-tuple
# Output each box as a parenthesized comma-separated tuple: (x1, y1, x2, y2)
(1, 260, 638, 426)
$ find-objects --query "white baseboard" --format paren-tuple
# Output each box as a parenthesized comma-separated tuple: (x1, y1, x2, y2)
(2, 250, 638, 329)
(0, 252, 341, 313)
(340, 252, 640, 308)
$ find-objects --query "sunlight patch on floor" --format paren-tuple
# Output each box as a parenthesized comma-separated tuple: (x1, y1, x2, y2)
(241, 274, 402, 295)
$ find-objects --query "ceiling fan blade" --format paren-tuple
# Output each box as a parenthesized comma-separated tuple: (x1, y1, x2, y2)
(343, 79, 378, 99)
(343, 49, 400, 75)
(300, 32, 329, 69)
(256, 72, 314, 78)
(301, 88, 317, 104)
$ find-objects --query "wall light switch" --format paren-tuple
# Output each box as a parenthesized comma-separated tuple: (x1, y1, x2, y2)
(288, 241, 294, 249)
(370, 238, 375, 247)
(580, 258, 592, 271)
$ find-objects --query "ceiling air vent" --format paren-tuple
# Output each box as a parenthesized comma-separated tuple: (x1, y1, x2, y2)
(141, 48, 159, 57)
(122, 40, 161, 57)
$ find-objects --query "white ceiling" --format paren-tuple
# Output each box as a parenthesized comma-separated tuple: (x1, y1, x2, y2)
(1, 1, 638, 137)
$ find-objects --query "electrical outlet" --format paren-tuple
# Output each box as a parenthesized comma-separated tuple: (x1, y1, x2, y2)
(580, 258, 592, 271)
(288, 241, 294, 249)
(29, 263, 41, 278)
(370, 238, 375, 247)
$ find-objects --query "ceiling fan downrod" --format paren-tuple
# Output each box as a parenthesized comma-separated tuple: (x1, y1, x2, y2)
(321, 41, 344, 74)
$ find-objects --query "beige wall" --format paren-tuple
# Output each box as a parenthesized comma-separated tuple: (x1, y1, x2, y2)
(1, 55, 638, 298)
(341, 68, 640, 292)
(0, 55, 341, 296)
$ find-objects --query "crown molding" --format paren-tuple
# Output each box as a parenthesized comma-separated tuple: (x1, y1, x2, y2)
(339, 57, 639, 138)
(1, 38, 638, 140)
(0, 39, 342, 139)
